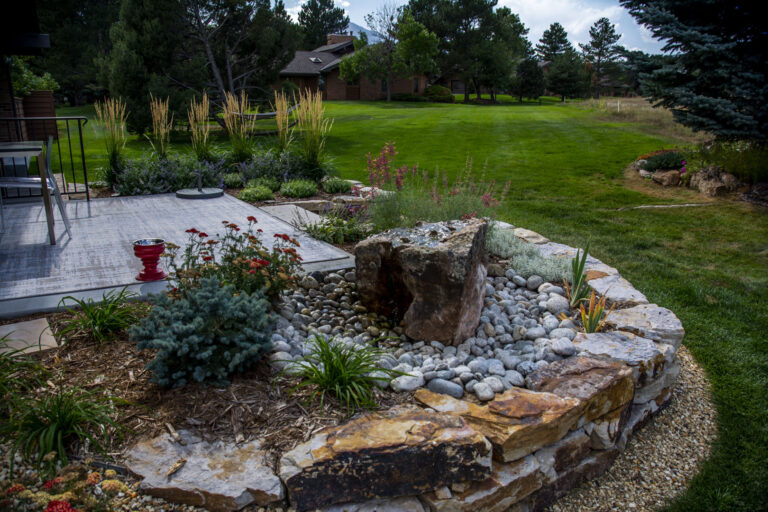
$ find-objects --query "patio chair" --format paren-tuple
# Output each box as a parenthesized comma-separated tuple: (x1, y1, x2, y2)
(0, 137, 72, 238)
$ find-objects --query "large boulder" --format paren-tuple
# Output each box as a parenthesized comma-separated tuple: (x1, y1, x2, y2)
(604, 303, 685, 349)
(124, 431, 284, 512)
(355, 219, 488, 345)
(414, 388, 583, 462)
(652, 170, 681, 187)
(279, 407, 492, 511)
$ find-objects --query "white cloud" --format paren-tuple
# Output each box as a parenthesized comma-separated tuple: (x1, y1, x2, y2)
(498, 0, 624, 48)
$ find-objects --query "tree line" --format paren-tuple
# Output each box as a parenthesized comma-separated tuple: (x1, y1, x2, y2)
(28, 0, 767, 141)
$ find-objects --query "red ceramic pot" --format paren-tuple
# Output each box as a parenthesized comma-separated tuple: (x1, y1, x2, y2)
(133, 238, 167, 281)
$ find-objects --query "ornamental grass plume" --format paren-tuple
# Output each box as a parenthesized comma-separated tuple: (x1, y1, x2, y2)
(274, 90, 294, 153)
(222, 91, 256, 162)
(93, 97, 127, 186)
(295, 88, 333, 168)
(188, 92, 211, 161)
(147, 94, 173, 159)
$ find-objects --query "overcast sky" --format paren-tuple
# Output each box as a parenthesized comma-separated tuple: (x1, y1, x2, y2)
(286, 0, 665, 54)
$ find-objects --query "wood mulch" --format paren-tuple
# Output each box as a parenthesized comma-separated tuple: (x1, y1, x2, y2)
(23, 312, 413, 462)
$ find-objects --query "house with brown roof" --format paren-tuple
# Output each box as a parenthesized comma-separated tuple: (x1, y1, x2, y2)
(278, 34, 428, 101)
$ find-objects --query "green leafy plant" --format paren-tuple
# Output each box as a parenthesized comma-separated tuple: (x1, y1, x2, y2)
(304, 211, 371, 244)
(162, 218, 303, 300)
(281, 179, 318, 198)
(57, 288, 145, 343)
(286, 335, 401, 413)
(641, 151, 684, 172)
(239, 185, 273, 202)
(485, 225, 569, 281)
(579, 290, 615, 333)
(564, 242, 591, 307)
(247, 176, 281, 191)
(2, 386, 124, 479)
(223, 172, 243, 188)
(321, 177, 352, 194)
(131, 277, 274, 388)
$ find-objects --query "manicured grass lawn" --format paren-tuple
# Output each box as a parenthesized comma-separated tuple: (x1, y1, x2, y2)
(60, 99, 767, 510)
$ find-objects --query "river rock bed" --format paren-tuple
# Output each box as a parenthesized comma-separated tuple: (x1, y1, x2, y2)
(270, 268, 579, 402)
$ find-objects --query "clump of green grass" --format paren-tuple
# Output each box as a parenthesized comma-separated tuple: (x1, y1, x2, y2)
(57, 288, 145, 343)
(239, 185, 274, 202)
(485, 226, 569, 281)
(1, 386, 124, 479)
(286, 335, 401, 413)
(281, 179, 317, 198)
(322, 177, 352, 194)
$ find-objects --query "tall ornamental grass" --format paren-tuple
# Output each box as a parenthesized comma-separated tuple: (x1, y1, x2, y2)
(274, 90, 294, 153)
(296, 89, 333, 170)
(93, 97, 128, 186)
(222, 91, 256, 162)
(188, 92, 212, 161)
(147, 94, 173, 159)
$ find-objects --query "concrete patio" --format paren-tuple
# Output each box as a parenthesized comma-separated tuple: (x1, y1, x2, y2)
(0, 193, 353, 318)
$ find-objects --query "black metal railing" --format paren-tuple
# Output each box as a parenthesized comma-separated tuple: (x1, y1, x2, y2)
(0, 116, 90, 201)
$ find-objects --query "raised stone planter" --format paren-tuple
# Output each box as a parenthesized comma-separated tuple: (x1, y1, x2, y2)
(123, 224, 685, 512)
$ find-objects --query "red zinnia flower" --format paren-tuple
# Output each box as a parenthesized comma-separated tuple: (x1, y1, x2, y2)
(203, 256, 213, 261)
(185, 228, 199, 234)
(198, 232, 208, 238)
(247, 216, 257, 223)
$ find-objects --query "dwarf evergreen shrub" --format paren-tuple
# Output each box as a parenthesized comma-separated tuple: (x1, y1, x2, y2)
(131, 277, 274, 387)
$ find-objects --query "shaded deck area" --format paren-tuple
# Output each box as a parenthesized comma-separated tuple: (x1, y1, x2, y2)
(0, 193, 353, 317)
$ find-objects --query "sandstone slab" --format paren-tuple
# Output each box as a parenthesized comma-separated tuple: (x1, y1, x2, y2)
(124, 431, 284, 512)
(532, 242, 619, 277)
(587, 274, 648, 307)
(279, 409, 492, 511)
(525, 448, 619, 512)
(584, 404, 631, 450)
(634, 361, 681, 404)
(513, 228, 549, 244)
(525, 356, 634, 424)
(321, 497, 425, 512)
(605, 303, 685, 349)
(414, 388, 583, 462)
(420, 455, 543, 512)
(652, 169, 681, 186)
(572, 332, 668, 386)
(533, 429, 591, 482)
(355, 219, 488, 345)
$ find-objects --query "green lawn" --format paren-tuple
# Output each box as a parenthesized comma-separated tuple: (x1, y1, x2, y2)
(60, 100, 767, 510)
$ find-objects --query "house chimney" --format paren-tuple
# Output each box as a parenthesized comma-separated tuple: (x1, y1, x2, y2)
(326, 33, 354, 45)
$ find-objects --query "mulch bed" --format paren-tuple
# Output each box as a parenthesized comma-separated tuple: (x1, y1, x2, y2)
(26, 312, 413, 462)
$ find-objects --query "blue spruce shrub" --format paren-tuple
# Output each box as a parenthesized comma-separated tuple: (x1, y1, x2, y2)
(130, 277, 274, 387)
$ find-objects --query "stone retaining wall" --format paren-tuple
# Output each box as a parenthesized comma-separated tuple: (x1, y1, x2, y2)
(125, 226, 684, 512)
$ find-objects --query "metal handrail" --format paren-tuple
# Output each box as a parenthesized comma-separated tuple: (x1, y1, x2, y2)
(0, 116, 90, 201)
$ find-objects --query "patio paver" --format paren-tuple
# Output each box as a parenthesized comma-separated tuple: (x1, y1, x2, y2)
(0, 318, 57, 354)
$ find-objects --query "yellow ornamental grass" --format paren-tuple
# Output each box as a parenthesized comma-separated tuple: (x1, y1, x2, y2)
(222, 91, 257, 162)
(579, 290, 616, 333)
(188, 92, 211, 161)
(94, 97, 128, 184)
(274, 89, 294, 153)
(147, 94, 173, 159)
(296, 88, 333, 169)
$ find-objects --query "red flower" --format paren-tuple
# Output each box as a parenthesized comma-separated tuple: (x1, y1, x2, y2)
(4, 483, 25, 495)
(257, 229, 263, 233)
(221, 220, 229, 224)
(249, 270, 256, 274)
(247, 216, 258, 223)
(185, 228, 199, 234)
(43, 477, 63, 490)
(202, 256, 213, 261)
(198, 232, 208, 238)
(44, 501, 79, 512)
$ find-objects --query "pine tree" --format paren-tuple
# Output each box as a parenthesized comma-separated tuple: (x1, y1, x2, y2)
(511, 58, 545, 102)
(579, 17, 623, 99)
(547, 49, 587, 101)
(620, 0, 768, 140)
(299, 0, 350, 49)
(536, 22, 572, 62)
(109, 0, 202, 133)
